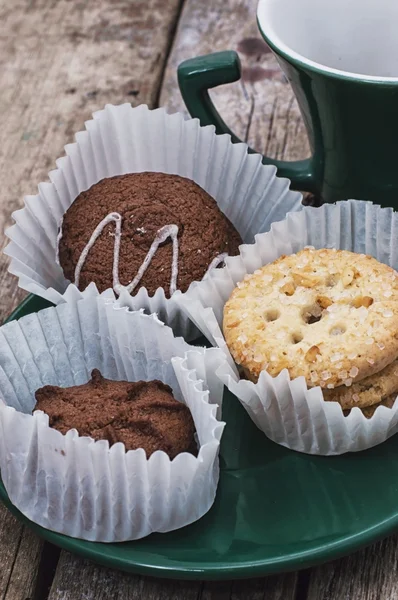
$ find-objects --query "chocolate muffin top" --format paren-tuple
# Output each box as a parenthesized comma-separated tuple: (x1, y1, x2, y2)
(34, 369, 196, 458)
(58, 172, 242, 297)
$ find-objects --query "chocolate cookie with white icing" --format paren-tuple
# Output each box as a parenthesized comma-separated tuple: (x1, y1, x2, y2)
(57, 172, 242, 297)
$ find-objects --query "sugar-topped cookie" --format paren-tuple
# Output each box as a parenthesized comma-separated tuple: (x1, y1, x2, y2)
(223, 248, 398, 389)
(323, 359, 398, 409)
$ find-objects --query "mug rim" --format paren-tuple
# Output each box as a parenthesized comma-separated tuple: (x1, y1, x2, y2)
(257, 0, 398, 84)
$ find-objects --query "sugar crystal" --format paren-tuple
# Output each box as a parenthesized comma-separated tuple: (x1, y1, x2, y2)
(331, 353, 343, 362)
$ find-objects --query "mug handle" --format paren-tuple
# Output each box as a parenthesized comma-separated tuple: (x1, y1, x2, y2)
(178, 50, 315, 193)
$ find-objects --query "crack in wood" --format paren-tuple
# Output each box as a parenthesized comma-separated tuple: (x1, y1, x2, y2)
(244, 95, 255, 143)
(154, 0, 187, 108)
(31, 542, 61, 600)
(240, 78, 250, 103)
(294, 569, 312, 600)
(264, 96, 278, 158)
(0, 514, 43, 600)
(1, 526, 23, 600)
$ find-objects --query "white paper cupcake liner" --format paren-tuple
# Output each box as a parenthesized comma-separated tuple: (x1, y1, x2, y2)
(177, 200, 398, 455)
(0, 296, 226, 541)
(4, 103, 302, 340)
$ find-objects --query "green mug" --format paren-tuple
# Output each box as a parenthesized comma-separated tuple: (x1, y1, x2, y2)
(178, 0, 398, 209)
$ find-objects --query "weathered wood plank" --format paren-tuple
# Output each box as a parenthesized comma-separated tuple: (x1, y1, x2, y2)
(160, 0, 310, 163)
(48, 553, 202, 600)
(201, 574, 298, 600)
(49, 552, 298, 600)
(0, 503, 43, 600)
(0, 0, 183, 321)
(307, 537, 398, 600)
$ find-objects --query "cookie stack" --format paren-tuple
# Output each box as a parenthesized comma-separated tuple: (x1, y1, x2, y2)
(223, 248, 398, 417)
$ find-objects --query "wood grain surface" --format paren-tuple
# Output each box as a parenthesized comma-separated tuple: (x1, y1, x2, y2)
(307, 537, 398, 600)
(48, 552, 299, 600)
(0, 504, 43, 600)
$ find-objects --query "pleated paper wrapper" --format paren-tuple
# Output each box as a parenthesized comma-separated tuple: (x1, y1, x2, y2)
(177, 200, 398, 455)
(0, 297, 226, 541)
(4, 103, 302, 340)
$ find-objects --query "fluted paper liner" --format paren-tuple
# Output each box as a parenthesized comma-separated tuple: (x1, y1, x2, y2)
(177, 200, 398, 455)
(4, 103, 302, 340)
(0, 297, 225, 541)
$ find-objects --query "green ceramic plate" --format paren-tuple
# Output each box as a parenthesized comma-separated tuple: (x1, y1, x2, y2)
(1, 294, 398, 580)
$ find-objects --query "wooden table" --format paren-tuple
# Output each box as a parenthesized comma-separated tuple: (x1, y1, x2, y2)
(0, 1, 395, 599)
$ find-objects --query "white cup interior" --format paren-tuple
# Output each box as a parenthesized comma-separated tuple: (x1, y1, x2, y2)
(257, 0, 398, 80)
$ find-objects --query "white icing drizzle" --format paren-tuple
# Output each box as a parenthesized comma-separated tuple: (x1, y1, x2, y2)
(205, 252, 228, 275)
(72, 212, 228, 296)
(116, 223, 179, 296)
(74, 212, 122, 290)
(55, 216, 64, 267)
(74, 213, 179, 296)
